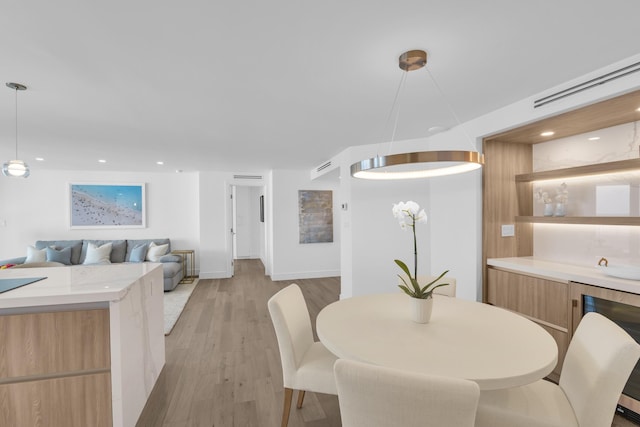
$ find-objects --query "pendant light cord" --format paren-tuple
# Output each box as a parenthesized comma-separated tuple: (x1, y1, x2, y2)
(377, 71, 408, 158)
(13, 86, 18, 159)
(425, 68, 478, 151)
(389, 71, 407, 144)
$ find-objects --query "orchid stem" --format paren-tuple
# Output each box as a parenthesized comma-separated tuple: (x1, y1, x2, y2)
(412, 216, 417, 280)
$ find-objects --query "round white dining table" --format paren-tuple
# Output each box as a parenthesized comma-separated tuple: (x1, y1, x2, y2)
(316, 294, 558, 390)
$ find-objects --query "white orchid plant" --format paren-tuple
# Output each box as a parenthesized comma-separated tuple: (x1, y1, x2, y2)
(392, 201, 449, 299)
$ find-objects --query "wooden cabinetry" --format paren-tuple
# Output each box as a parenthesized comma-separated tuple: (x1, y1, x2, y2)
(487, 267, 568, 381)
(481, 89, 640, 302)
(0, 308, 112, 426)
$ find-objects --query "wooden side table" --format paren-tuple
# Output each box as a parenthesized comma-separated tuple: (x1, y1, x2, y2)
(172, 250, 196, 284)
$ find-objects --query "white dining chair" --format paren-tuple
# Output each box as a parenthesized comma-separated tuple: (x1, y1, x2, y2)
(267, 284, 338, 427)
(399, 275, 457, 297)
(475, 311, 640, 427)
(334, 359, 480, 427)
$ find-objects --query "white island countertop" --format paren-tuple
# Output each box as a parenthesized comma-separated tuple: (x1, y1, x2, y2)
(487, 257, 640, 294)
(0, 263, 163, 310)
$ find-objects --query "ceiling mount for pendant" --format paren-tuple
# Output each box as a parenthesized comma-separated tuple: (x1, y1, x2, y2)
(350, 49, 484, 180)
(6, 82, 27, 92)
(398, 50, 427, 72)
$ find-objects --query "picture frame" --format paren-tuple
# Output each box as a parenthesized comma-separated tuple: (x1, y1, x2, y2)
(298, 190, 333, 244)
(260, 195, 265, 223)
(69, 183, 146, 229)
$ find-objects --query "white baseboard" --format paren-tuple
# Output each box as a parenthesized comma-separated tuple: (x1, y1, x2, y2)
(199, 271, 231, 279)
(270, 269, 340, 281)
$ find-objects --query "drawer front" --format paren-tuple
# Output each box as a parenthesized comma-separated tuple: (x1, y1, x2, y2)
(487, 268, 568, 329)
(0, 372, 112, 427)
(0, 309, 110, 379)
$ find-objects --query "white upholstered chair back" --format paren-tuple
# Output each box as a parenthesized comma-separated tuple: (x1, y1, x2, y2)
(268, 284, 315, 387)
(334, 359, 479, 427)
(559, 311, 640, 427)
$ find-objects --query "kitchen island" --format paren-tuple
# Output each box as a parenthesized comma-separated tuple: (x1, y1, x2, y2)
(0, 263, 165, 427)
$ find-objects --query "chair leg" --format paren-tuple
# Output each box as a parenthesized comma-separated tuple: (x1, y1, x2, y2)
(281, 388, 294, 427)
(296, 390, 306, 409)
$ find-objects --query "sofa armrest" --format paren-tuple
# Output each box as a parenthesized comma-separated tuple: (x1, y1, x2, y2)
(0, 256, 26, 266)
(158, 254, 182, 263)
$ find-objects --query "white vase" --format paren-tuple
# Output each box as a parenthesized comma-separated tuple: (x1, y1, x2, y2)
(410, 297, 433, 324)
(543, 203, 554, 217)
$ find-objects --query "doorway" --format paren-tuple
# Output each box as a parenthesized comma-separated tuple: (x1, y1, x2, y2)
(230, 184, 266, 276)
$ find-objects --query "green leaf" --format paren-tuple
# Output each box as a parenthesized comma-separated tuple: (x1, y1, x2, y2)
(423, 282, 449, 296)
(394, 259, 412, 278)
(425, 270, 449, 287)
(398, 285, 415, 297)
(410, 277, 421, 295)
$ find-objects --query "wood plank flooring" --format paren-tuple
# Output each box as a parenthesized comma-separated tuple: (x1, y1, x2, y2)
(136, 259, 341, 427)
(136, 259, 637, 427)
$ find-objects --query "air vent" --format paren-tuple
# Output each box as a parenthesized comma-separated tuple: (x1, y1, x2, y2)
(534, 61, 640, 108)
(316, 161, 332, 172)
(233, 174, 263, 180)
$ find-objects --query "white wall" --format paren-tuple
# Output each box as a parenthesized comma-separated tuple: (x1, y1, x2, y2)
(0, 169, 200, 268)
(199, 171, 336, 281)
(269, 169, 340, 280)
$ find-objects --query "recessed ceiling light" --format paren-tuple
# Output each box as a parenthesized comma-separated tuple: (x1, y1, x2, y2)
(588, 137, 600, 141)
(156, 161, 164, 165)
(98, 159, 107, 163)
(540, 131, 555, 137)
(175, 169, 183, 173)
(35, 157, 44, 161)
(427, 126, 447, 133)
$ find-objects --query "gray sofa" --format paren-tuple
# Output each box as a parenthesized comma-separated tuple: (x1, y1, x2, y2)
(0, 238, 184, 291)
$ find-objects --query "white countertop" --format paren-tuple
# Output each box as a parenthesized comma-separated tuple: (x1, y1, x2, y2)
(0, 263, 162, 309)
(487, 257, 640, 294)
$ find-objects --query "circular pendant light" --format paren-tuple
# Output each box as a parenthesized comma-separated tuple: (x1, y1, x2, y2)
(350, 50, 484, 180)
(2, 82, 30, 178)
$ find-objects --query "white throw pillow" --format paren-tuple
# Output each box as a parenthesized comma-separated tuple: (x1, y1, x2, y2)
(83, 242, 113, 265)
(25, 245, 47, 263)
(146, 242, 169, 262)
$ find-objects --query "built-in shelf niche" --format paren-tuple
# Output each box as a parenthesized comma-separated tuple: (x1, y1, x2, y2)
(515, 158, 640, 225)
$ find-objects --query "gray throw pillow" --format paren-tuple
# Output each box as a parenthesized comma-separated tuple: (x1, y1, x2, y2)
(46, 247, 72, 265)
(130, 243, 148, 263)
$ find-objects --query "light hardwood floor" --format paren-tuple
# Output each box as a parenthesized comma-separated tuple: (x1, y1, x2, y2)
(136, 259, 637, 427)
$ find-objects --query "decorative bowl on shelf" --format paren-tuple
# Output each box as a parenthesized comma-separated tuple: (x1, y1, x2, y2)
(596, 257, 640, 280)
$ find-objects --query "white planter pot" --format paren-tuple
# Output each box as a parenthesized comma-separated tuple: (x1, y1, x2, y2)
(410, 296, 433, 324)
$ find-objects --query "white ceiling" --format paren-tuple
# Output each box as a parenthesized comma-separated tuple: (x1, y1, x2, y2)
(2, 0, 640, 174)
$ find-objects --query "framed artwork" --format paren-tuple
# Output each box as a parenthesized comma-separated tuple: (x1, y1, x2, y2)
(298, 190, 333, 244)
(70, 183, 146, 229)
(260, 195, 265, 223)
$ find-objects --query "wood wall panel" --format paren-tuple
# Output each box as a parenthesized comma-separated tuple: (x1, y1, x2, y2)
(0, 309, 110, 379)
(482, 141, 533, 301)
(0, 373, 112, 427)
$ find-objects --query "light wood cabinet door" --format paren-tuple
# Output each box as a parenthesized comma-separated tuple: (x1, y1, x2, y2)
(487, 267, 569, 379)
(0, 309, 112, 427)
